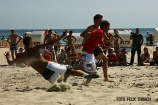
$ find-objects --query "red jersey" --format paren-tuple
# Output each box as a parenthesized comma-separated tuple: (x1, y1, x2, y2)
(42, 54, 52, 61)
(82, 29, 104, 54)
(107, 54, 117, 62)
(69, 53, 79, 57)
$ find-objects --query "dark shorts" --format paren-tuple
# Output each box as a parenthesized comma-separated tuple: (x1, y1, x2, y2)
(93, 47, 104, 57)
(54, 46, 58, 51)
(10, 44, 18, 51)
(42, 68, 55, 80)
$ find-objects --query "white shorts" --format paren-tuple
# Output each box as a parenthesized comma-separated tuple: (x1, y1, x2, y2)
(46, 62, 67, 84)
(82, 51, 97, 73)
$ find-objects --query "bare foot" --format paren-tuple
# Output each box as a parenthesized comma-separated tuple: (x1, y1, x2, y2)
(104, 79, 114, 83)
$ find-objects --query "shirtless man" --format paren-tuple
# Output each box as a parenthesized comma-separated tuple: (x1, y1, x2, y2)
(44, 29, 56, 61)
(63, 31, 76, 50)
(4, 30, 99, 85)
(7, 28, 22, 60)
(80, 14, 103, 42)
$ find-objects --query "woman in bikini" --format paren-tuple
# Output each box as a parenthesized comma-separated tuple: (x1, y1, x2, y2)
(140, 47, 151, 66)
(103, 31, 114, 55)
(113, 29, 123, 58)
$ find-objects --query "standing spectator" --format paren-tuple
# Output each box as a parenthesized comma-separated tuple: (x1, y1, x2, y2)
(103, 29, 114, 55)
(54, 32, 60, 60)
(44, 29, 56, 61)
(7, 28, 22, 60)
(146, 31, 150, 45)
(118, 48, 127, 66)
(63, 30, 76, 50)
(149, 34, 154, 45)
(129, 28, 144, 66)
(113, 29, 123, 58)
(107, 49, 118, 66)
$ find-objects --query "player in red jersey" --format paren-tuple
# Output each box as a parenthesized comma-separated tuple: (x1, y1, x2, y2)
(81, 20, 114, 84)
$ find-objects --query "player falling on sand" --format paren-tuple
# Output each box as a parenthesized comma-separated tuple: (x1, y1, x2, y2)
(7, 28, 22, 60)
(4, 30, 99, 85)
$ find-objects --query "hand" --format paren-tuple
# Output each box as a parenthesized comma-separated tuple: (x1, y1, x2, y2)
(4, 51, 11, 59)
(104, 78, 114, 82)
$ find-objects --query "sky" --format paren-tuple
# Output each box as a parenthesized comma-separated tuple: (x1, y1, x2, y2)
(0, 0, 158, 29)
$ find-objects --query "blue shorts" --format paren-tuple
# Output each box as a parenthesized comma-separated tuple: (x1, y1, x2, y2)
(10, 44, 18, 51)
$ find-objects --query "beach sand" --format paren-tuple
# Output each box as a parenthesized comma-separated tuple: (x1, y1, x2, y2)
(1, 47, 158, 105)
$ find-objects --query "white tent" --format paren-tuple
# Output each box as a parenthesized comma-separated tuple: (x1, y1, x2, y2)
(30, 30, 45, 44)
(153, 28, 158, 42)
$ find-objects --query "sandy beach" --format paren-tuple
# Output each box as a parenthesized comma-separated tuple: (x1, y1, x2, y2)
(1, 47, 158, 105)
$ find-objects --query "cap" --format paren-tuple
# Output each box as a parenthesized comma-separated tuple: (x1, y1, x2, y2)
(11, 28, 14, 30)
(45, 29, 52, 35)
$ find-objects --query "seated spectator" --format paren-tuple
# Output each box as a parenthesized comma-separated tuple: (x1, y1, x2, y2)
(75, 52, 82, 65)
(118, 48, 127, 66)
(140, 47, 151, 66)
(107, 49, 118, 66)
(57, 49, 67, 64)
(42, 49, 52, 61)
(16, 48, 26, 67)
(150, 47, 158, 66)
(68, 49, 79, 66)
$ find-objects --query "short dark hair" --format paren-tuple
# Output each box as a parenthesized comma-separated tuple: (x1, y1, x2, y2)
(93, 14, 103, 21)
(23, 36, 32, 46)
(69, 30, 73, 33)
(48, 29, 52, 33)
(100, 20, 110, 29)
(136, 28, 139, 31)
